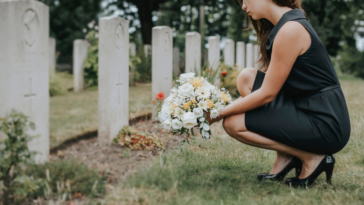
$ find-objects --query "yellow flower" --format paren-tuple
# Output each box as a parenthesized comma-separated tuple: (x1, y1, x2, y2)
(183, 103, 190, 110)
(221, 92, 229, 103)
(192, 99, 196, 104)
(171, 103, 178, 109)
(190, 78, 204, 89)
(206, 99, 214, 108)
(188, 101, 192, 105)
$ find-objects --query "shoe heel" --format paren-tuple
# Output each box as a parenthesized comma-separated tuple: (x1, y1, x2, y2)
(325, 165, 334, 184)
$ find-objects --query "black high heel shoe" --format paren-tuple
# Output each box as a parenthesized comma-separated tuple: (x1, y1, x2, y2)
(257, 157, 302, 181)
(285, 155, 335, 188)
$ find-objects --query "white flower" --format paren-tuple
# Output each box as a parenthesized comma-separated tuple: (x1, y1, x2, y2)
(210, 108, 219, 119)
(165, 95, 174, 103)
(158, 111, 171, 122)
(171, 119, 183, 130)
(173, 96, 183, 106)
(195, 86, 211, 99)
(174, 108, 185, 119)
(198, 100, 208, 111)
(201, 129, 210, 139)
(199, 117, 205, 122)
(203, 80, 215, 91)
(193, 108, 204, 118)
(182, 112, 197, 129)
(214, 103, 224, 111)
(178, 83, 194, 98)
(162, 119, 172, 130)
(203, 123, 210, 131)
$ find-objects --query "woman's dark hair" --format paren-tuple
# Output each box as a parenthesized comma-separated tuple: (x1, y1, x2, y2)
(237, 0, 307, 72)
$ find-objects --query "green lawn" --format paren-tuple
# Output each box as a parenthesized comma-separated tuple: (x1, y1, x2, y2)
(50, 72, 152, 148)
(105, 75, 364, 205)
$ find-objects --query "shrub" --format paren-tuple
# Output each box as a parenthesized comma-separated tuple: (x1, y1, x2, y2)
(83, 30, 99, 88)
(25, 157, 106, 200)
(219, 63, 241, 99)
(0, 110, 41, 204)
(49, 74, 66, 97)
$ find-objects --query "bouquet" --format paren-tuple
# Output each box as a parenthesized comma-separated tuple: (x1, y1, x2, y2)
(157, 73, 232, 143)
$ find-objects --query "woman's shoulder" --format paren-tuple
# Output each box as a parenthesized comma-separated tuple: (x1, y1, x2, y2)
(272, 21, 311, 56)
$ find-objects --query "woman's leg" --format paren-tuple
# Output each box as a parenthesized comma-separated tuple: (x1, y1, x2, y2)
(236, 68, 294, 175)
(223, 113, 325, 179)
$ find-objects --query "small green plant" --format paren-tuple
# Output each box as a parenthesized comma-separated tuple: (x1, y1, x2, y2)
(0, 109, 41, 205)
(25, 157, 106, 200)
(198, 62, 221, 84)
(49, 74, 66, 97)
(83, 30, 99, 88)
(129, 55, 142, 86)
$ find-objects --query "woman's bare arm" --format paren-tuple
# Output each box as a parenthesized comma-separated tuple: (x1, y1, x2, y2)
(217, 21, 311, 119)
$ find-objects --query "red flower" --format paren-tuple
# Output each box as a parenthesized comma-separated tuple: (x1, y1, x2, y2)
(221, 71, 227, 77)
(155, 92, 165, 100)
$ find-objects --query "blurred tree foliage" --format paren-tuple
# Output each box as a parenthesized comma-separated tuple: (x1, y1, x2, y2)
(39, 0, 102, 55)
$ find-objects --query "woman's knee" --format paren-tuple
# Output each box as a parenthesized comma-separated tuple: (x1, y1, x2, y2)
(222, 116, 234, 135)
(237, 68, 257, 96)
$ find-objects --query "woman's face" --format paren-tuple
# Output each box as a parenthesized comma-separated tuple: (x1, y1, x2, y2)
(241, 0, 267, 20)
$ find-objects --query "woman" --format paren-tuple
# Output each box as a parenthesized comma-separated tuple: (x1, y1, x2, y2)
(206, 0, 351, 187)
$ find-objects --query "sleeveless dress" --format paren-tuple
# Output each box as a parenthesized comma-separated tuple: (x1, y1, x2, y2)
(245, 8, 351, 155)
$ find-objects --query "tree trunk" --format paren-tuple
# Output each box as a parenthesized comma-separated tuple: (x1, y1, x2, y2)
(137, 6, 154, 45)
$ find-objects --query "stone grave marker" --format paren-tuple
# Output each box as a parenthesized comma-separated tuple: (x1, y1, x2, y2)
(173, 47, 180, 76)
(208, 36, 220, 86)
(236, 41, 245, 70)
(246, 43, 253, 68)
(73, 39, 89, 92)
(144, 44, 152, 58)
(185, 32, 201, 74)
(129, 42, 136, 56)
(0, 0, 49, 163)
(224, 39, 234, 67)
(152, 26, 173, 108)
(98, 16, 129, 145)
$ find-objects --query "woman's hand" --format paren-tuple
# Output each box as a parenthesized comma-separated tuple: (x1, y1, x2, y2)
(204, 111, 223, 125)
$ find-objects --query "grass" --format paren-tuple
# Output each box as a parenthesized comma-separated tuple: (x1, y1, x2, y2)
(105, 76, 364, 205)
(50, 72, 152, 148)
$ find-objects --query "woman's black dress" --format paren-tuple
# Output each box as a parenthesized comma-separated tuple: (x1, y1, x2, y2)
(245, 8, 351, 154)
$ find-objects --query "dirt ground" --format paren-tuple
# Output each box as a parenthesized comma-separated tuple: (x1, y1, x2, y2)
(26, 119, 224, 205)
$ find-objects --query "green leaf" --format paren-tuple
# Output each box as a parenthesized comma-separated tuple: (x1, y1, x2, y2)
(179, 140, 185, 151)
(191, 128, 195, 136)
(29, 122, 36, 131)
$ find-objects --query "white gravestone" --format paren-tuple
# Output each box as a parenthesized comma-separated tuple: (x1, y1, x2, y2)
(49, 37, 56, 75)
(208, 36, 220, 86)
(73, 39, 89, 92)
(152, 26, 173, 102)
(224, 39, 234, 67)
(236, 41, 245, 70)
(246, 43, 253, 68)
(185, 32, 201, 74)
(0, 0, 49, 163)
(129, 43, 136, 56)
(144, 44, 152, 58)
(173, 47, 180, 76)
(98, 16, 130, 145)
(254, 44, 260, 69)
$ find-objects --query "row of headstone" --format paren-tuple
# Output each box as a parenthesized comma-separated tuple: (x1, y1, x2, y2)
(0, 0, 262, 163)
(224, 40, 260, 70)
